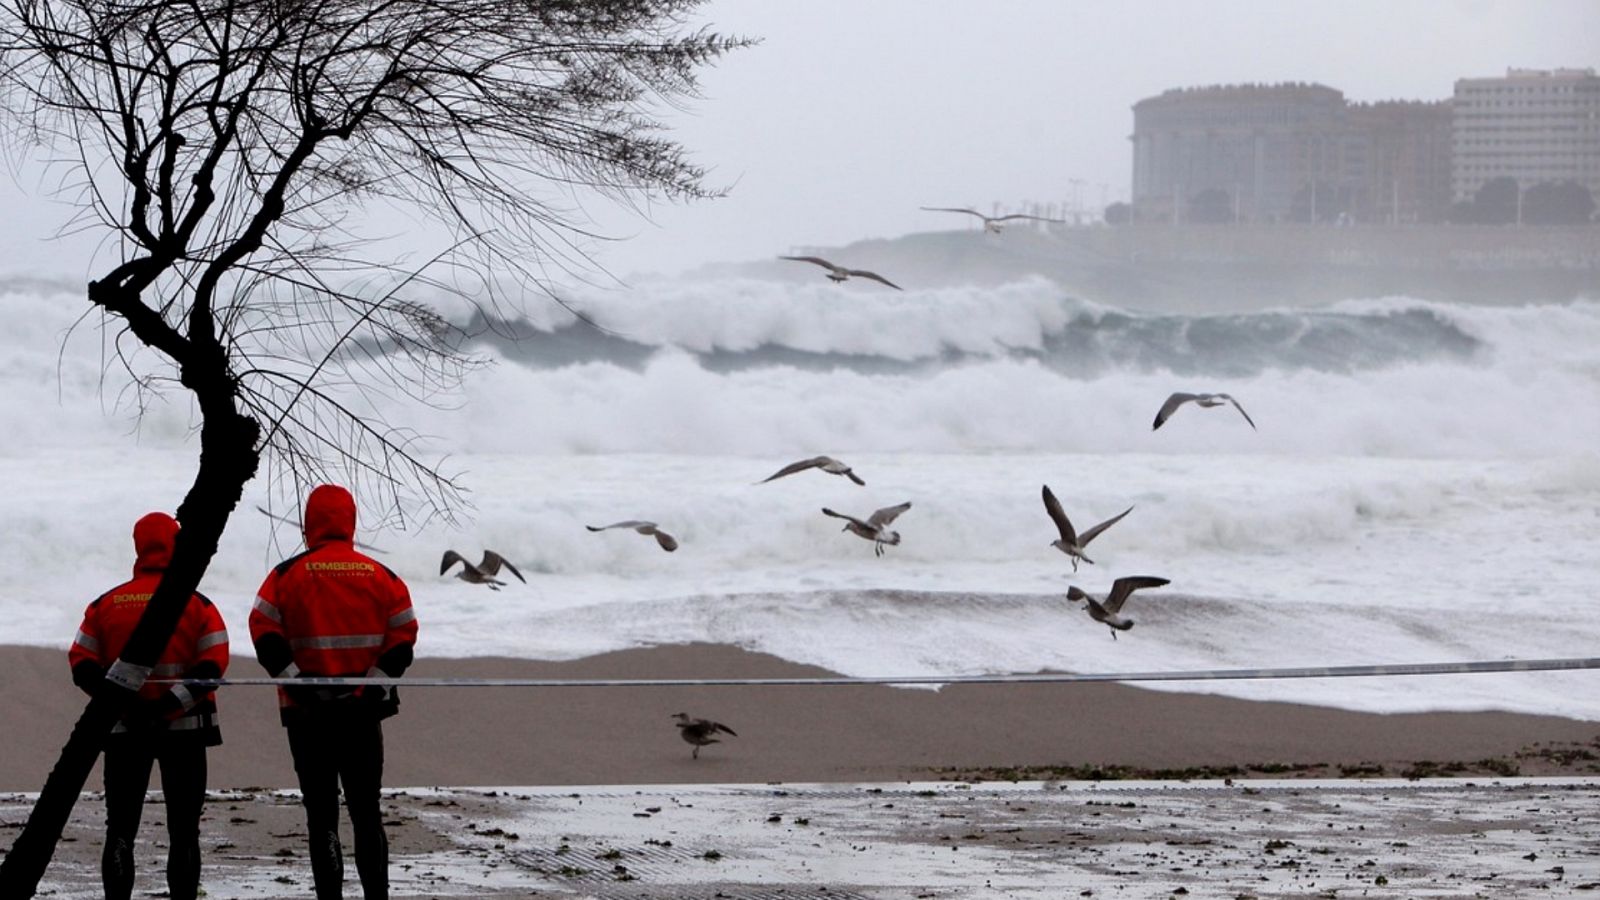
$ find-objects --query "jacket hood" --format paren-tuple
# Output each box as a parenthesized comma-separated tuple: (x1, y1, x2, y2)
(132, 512, 179, 575)
(303, 484, 356, 548)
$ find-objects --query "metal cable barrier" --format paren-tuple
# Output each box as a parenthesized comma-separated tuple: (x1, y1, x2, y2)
(160, 655, 1600, 689)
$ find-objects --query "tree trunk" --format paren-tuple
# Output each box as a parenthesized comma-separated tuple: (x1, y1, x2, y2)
(0, 408, 259, 898)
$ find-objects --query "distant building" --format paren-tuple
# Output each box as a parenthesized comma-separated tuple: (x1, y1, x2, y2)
(1131, 84, 1453, 224)
(1451, 68, 1600, 204)
(1347, 101, 1454, 224)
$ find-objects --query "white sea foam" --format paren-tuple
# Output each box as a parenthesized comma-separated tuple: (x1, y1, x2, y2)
(3, 274, 1597, 719)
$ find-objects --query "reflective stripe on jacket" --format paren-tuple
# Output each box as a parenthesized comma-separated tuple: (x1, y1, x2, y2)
(249, 485, 416, 715)
(68, 512, 229, 736)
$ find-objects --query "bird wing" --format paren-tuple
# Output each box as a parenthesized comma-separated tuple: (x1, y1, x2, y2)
(654, 530, 679, 552)
(846, 268, 902, 290)
(480, 550, 526, 583)
(868, 501, 912, 528)
(713, 721, 737, 736)
(845, 468, 866, 486)
(920, 206, 984, 219)
(440, 550, 469, 576)
(1152, 392, 1198, 430)
(1104, 576, 1170, 615)
(1077, 505, 1133, 548)
(780, 255, 841, 273)
(822, 507, 872, 530)
(1040, 484, 1077, 544)
(1065, 586, 1091, 603)
(1220, 394, 1257, 430)
(1082, 596, 1111, 621)
(759, 457, 825, 483)
(992, 214, 1064, 223)
(589, 520, 652, 531)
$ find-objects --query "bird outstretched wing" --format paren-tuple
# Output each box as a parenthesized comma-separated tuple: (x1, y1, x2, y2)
(478, 550, 525, 583)
(1152, 392, 1199, 430)
(654, 530, 679, 552)
(1104, 576, 1170, 615)
(780, 255, 841, 273)
(440, 549, 472, 576)
(846, 268, 902, 290)
(868, 501, 912, 528)
(1219, 393, 1257, 429)
(992, 214, 1065, 224)
(920, 206, 984, 219)
(822, 507, 872, 530)
(1077, 506, 1133, 548)
(759, 457, 826, 483)
(1041, 484, 1077, 544)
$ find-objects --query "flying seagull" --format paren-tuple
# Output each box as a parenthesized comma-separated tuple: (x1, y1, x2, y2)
(920, 206, 1065, 233)
(758, 455, 866, 486)
(672, 712, 737, 759)
(440, 549, 526, 590)
(822, 501, 912, 557)
(780, 255, 902, 289)
(1041, 484, 1133, 572)
(586, 520, 679, 552)
(1067, 576, 1170, 639)
(1152, 392, 1256, 431)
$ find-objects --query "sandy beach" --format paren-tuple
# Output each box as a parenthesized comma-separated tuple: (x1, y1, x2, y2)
(3, 642, 1597, 792)
(6, 642, 1600, 897)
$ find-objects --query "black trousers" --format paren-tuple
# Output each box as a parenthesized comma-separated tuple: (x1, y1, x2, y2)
(286, 708, 388, 900)
(101, 736, 208, 900)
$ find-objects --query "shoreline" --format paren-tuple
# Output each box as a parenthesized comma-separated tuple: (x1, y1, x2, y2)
(2, 642, 1597, 791)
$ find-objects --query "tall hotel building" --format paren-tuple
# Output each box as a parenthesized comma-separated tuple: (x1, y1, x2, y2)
(1451, 68, 1600, 203)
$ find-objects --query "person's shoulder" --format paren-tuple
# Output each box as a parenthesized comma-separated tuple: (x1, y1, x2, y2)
(86, 577, 137, 611)
(271, 548, 314, 577)
(348, 551, 403, 584)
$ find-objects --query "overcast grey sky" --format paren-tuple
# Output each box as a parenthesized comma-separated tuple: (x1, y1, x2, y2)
(3, 0, 1596, 282)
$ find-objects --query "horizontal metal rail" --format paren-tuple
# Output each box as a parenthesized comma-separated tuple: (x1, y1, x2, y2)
(158, 655, 1600, 689)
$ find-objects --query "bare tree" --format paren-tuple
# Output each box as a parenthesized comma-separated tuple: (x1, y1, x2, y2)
(0, 0, 745, 892)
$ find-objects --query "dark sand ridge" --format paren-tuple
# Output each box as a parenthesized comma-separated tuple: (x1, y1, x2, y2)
(2, 642, 1596, 792)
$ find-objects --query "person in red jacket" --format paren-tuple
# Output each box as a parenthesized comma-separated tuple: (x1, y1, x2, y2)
(68, 511, 229, 900)
(250, 484, 417, 900)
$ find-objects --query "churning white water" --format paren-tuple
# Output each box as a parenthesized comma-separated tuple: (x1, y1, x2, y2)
(3, 270, 1597, 718)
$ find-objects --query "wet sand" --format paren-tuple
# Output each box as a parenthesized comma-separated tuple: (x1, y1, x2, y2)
(8, 780, 1600, 898)
(3, 642, 1597, 791)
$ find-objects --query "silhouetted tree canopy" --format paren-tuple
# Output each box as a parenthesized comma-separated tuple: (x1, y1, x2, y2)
(1102, 201, 1132, 225)
(1522, 180, 1595, 225)
(0, 1, 746, 892)
(1470, 176, 1519, 225)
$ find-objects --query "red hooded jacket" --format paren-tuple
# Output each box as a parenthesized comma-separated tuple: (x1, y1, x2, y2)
(250, 485, 417, 718)
(68, 512, 229, 742)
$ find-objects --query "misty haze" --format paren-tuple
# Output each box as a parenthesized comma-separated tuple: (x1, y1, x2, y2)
(2, 1, 1598, 897)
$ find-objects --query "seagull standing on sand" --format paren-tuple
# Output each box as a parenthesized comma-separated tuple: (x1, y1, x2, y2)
(1152, 392, 1256, 431)
(1067, 576, 1170, 639)
(440, 550, 525, 590)
(779, 255, 902, 289)
(822, 502, 912, 557)
(586, 520, 679, 552)
(672, 712, 737, 759)
(920, 206, 1065, 233)
(758, 455, 866, 486)
(1041, 485, 1133, 572)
